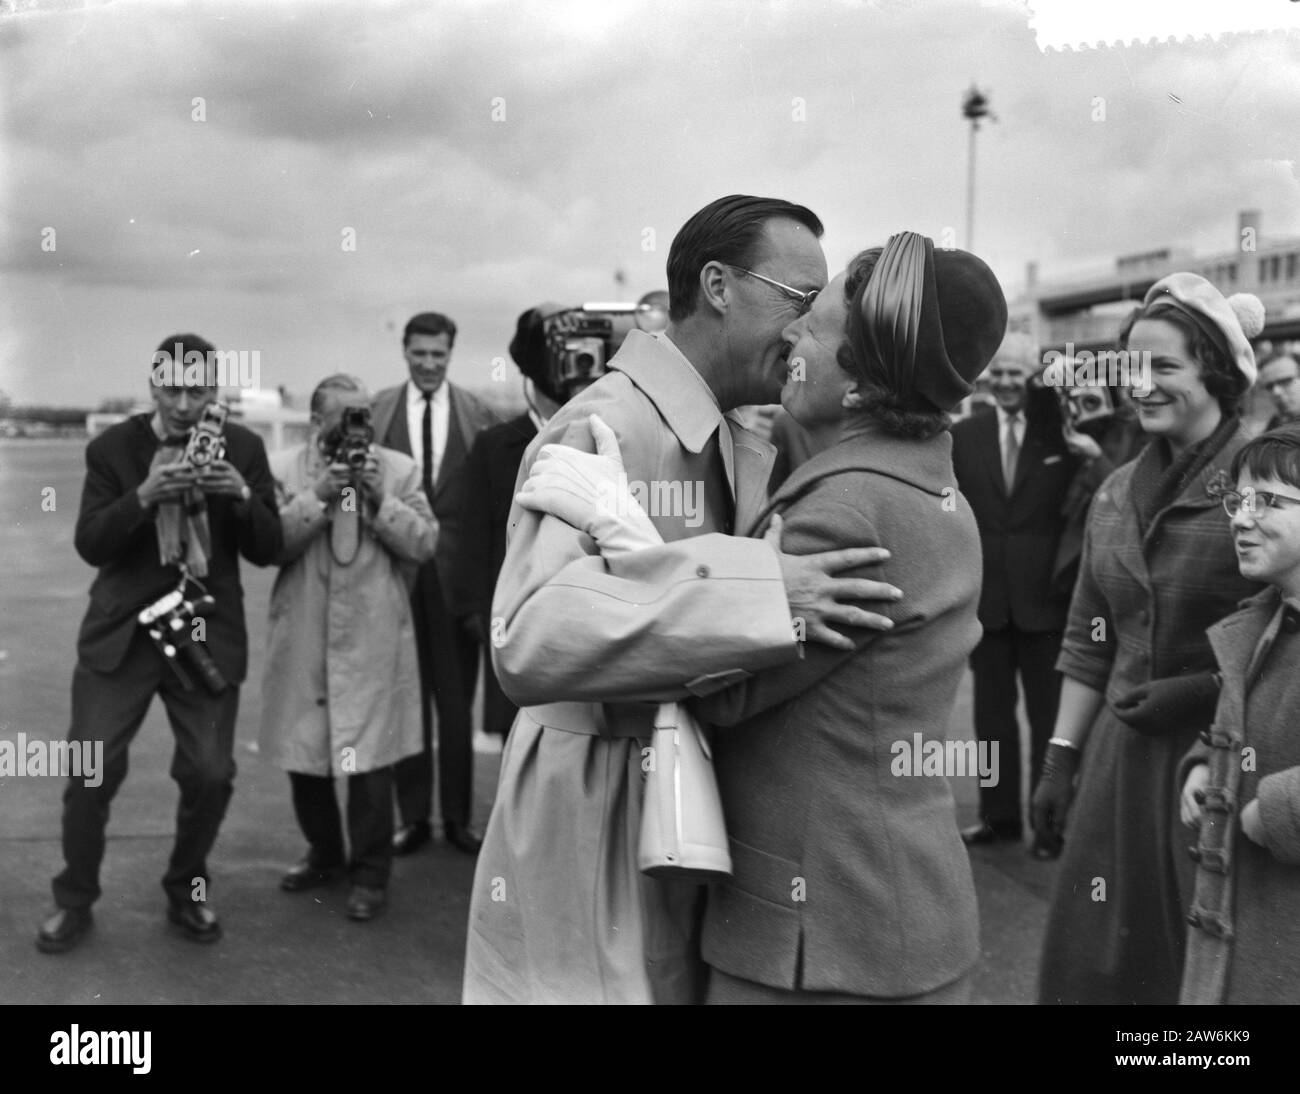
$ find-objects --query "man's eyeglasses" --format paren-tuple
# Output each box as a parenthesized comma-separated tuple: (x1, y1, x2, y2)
(726, 265, 819, 314)
(1222, 488, 1300, 518)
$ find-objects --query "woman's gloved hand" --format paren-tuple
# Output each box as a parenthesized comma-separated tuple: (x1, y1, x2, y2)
(1112, 671, 1221, 735)
(1031, 742, 1081, 841)
(515, 413, 664, 558)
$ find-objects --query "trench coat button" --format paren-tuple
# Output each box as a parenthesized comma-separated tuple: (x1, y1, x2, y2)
(1187, 845, 1200, 862)
(1284, 611, 1300, 633)
(316, 698, 327, 707)
(696, 565, 710, 578)
(1186, 909, 1202, 928)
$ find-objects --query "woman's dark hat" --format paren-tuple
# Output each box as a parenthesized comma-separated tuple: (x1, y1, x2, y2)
(850, 232, 1008, 413)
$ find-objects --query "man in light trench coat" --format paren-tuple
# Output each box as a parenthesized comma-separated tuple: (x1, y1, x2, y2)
(464, 195, 903, 1004)
(260, 374, 437, 922)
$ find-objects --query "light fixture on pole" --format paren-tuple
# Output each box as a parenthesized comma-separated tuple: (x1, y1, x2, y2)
(962, 84, 995, 251)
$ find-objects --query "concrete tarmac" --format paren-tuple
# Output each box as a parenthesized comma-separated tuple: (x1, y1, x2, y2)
(1, 437, 1053, 1004)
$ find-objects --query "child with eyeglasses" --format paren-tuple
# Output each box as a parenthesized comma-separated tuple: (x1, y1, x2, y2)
(1179, 424, 1300, 1004)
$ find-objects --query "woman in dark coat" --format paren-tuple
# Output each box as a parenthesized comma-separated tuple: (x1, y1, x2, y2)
(517, 231, 1010, 1002)
(1033, 272, 1265, 1005)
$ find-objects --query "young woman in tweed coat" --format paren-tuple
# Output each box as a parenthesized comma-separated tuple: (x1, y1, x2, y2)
(1033, 273, 1265, 1005)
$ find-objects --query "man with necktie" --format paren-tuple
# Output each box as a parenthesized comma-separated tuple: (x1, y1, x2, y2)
(371, 313, 502, 855)
(951, 333, 1083, 857)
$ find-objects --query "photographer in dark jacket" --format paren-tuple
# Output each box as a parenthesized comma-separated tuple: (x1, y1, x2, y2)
(455, 305, 569, 737)
(36, 334, 282, 954)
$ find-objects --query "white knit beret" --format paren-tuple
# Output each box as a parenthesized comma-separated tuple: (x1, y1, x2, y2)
(1142, 272, 1264, 386)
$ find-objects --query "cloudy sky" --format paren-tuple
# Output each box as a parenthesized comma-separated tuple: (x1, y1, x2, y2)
(1, 0, 1297, 407)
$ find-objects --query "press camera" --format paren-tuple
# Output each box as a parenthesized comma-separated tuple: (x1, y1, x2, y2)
(183, 401, 228, 468)
(1057, 385, 1117, 438)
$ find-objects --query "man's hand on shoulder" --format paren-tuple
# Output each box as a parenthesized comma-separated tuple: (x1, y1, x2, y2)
(764, 512, 901, 651)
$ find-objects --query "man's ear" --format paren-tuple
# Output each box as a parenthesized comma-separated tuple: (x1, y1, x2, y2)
(842, 384, 865, 410)
(698, 261, 729, 317)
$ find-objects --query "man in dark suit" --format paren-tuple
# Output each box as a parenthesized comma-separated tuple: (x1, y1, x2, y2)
(37, 334, 282, 953)
(951, 334, 1081, 858)
(372, 312, 501, 855)
(454, 307, 563, 738)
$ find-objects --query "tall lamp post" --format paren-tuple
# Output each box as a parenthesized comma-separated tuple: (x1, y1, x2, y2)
(962, 85, 994, 251)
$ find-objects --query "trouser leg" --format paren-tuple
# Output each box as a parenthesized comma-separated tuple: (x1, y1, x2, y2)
(1017, 629, 1064, 797)
(435, 620, 475, 828)
(346, 766, 395, 888)
(288, 771, 346, 867)
(52, 641, 162, 910)
(969, 628, 1021, 830)
(158, 672, 239, 906)
(394, 565, 436, 827)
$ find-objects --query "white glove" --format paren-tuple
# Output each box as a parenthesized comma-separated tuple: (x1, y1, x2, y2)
(516, 413, 664, 557)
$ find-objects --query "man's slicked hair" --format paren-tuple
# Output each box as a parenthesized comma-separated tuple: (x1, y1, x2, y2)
(403, 312, 457, 348)
(310, 373, 368, 415)
(666, 195, 824, 323)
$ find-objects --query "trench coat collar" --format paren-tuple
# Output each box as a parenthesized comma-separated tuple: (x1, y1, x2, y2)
(608, 330, 723, 455)
(753, 418, 956, 534)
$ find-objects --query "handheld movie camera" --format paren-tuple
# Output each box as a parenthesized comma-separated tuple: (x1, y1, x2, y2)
(322, 405, 375, 472)
(544, 301, 669, 396)
(138, 587, 228, 694)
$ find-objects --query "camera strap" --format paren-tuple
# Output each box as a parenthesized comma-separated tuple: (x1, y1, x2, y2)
(150, 443, 212, 577)
(324, 485, 369, 567)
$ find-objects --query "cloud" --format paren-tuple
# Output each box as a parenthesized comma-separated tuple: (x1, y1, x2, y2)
(1, 0, 1298, 405)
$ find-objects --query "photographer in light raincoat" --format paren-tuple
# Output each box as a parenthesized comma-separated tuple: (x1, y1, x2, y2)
(260, 374, 437, 922)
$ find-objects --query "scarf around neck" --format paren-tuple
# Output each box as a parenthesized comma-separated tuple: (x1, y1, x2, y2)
(151, 441, 212, 578)
(1129, 411, 1238, 539)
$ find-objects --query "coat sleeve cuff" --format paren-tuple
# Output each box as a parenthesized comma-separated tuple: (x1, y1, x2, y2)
(1255, 766, 1300, 865)
(1055, 641, 1113, 693)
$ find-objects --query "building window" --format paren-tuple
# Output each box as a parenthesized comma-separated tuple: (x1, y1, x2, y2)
(1287, 253, 1298, 283)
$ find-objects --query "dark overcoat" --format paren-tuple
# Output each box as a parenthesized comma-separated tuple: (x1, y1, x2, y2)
(1179, 587, 1300, 1005)
(691, 420, 983, 998)
(1038, 425, 1261, 1005)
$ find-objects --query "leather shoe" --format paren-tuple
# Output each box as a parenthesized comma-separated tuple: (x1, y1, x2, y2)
(36, 907, 93, 954)
(960, 821, 1022, 846)
(167, 901, 222, 943)
(280, 858, 344, 892)
(346, 885, 387, 922)
(444, 820, 482, 855)
(392, 820, 432, 856)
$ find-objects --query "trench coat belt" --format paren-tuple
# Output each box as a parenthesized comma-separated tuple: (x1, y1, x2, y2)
(523, 701, 655, 739)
